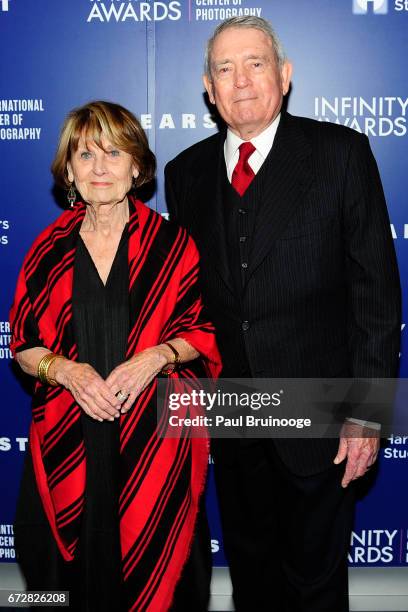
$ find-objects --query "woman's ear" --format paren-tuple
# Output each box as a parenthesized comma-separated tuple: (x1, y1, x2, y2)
(67, 162, 74, 183)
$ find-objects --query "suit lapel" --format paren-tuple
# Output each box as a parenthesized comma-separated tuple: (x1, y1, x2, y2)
(247, 113, 313, 281)
(190, 132, 235, 295)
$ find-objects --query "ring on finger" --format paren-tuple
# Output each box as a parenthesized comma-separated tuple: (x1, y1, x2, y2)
(116, 390, 129, 403)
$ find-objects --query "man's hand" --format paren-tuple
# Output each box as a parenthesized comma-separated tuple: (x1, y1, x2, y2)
(334, 420, 380, 488)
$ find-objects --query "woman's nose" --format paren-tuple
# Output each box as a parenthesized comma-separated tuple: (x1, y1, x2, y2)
(92, 153, 107, 174)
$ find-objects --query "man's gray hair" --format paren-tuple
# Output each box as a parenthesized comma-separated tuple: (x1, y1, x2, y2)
(204, 16, 287, 80)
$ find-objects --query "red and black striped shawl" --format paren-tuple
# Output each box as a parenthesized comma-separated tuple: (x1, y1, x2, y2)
(10, 196, 221, 611)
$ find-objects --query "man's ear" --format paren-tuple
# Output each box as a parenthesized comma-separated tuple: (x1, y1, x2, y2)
(203, 74, 215, 105)
(280, 61, 293, 96)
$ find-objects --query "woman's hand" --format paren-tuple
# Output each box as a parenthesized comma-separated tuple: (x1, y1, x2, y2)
(53, 359, 122, 422)
(105, 347, 169, 413)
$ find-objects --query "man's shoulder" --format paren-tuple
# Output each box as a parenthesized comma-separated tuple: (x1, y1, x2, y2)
(287, 113, 365, 148)
(166, 131, 223, 172)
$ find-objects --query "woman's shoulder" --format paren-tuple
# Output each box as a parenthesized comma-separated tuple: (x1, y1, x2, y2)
(133, 198, 197, 255)
(24, 206, 84, 260)
(133, 198, 186, 236)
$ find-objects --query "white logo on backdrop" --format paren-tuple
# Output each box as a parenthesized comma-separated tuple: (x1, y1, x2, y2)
(0, 100, 44, 141)
(348, 529, 399, 563)
(211, 539, 220, 553)
(0, 525, 15, 561)
(0, 322, 11, 358)
(193, 1, 263, 22)
(314, 97, 407, 136)
(353, 0, 388, 13)
(0, 437, 28, 452)
(0, 0, 10, 12)
(384, 434, 408, 460)
(391, 225, 408, 239)
(87, 1, 182, 23)
(0, 220, 9, 246)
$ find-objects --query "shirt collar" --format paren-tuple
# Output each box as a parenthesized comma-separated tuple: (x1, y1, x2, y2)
(224, 113, 281, 167)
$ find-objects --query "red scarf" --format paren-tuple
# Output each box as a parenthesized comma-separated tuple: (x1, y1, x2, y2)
(10, 197, 221, 611)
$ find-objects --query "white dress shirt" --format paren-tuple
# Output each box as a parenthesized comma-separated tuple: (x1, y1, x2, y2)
(224, 114, 281, 182)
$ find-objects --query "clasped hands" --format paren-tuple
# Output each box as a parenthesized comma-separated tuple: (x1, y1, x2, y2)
(55, 347, 169, 422)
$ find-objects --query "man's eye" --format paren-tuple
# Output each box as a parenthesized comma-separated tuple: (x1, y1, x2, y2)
(219, 67, 231, 74)
(253, 62, 262, 68)
(80, 151, 92, 160)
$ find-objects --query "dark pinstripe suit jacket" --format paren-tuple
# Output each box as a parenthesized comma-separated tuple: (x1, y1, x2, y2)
(164, 112, 401, 475)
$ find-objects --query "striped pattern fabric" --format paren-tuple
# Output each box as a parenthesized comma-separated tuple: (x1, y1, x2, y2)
(10, 196, 221, 611)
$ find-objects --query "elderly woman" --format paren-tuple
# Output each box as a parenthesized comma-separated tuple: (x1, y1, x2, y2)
(10, 101, 220, 611)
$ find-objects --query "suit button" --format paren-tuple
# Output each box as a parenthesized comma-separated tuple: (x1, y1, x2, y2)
(242, 321, 250, 331)
(238, 208, 246, 215)
(241, 262, 248, 269)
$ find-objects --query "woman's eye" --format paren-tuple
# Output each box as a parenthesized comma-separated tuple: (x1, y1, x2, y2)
(80, 151, 92, 160)
(108, 150, 120, 157)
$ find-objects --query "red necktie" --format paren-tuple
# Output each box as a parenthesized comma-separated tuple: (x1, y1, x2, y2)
(231, 141, 256, 196)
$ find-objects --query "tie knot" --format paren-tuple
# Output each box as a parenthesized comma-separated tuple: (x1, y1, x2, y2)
(239, 141, 255, 163)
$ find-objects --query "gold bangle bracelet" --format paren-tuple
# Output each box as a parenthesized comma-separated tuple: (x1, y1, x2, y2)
(37, 353, 60, 386)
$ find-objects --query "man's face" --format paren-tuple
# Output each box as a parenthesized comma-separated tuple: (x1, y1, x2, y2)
(203, 27, 292, 139)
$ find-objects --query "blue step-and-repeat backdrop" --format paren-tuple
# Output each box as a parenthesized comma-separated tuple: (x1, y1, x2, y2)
(1, 0, 408, 568)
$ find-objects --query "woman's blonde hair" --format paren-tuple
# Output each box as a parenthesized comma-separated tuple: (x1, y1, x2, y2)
(51, 100, 156, 188)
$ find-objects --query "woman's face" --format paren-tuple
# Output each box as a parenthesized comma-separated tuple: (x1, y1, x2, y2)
(67, 133, 138, 207)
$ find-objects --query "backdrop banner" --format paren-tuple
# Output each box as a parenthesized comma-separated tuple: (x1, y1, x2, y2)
(1, 0, 407, 568)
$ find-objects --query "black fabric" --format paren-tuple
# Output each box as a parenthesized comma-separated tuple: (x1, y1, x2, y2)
(73, 232, 130, 379)
(213, 439, 355, 612)
(222, 144, 275, 376)
(71, 231, 129, 610)
(170, 498, 212, 612)
(14, 448, 78, 594)
(222, 167, 252, 377)
(223, 141, 272, 293)
(223, 166, 255, 293)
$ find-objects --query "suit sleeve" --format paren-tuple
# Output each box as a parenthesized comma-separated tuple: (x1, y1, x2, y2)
(164, 161, 182, 225)
(343, 133, 401, 376)
(343, 134, 401, 424)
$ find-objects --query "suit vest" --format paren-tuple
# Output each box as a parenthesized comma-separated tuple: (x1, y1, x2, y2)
(220, 147, 272, 377)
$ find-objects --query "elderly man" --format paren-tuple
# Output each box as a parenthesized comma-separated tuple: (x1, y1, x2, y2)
(165, 16, 400, 611)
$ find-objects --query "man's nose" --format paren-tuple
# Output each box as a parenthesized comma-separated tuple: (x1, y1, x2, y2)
(234, 67, 250, 88)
